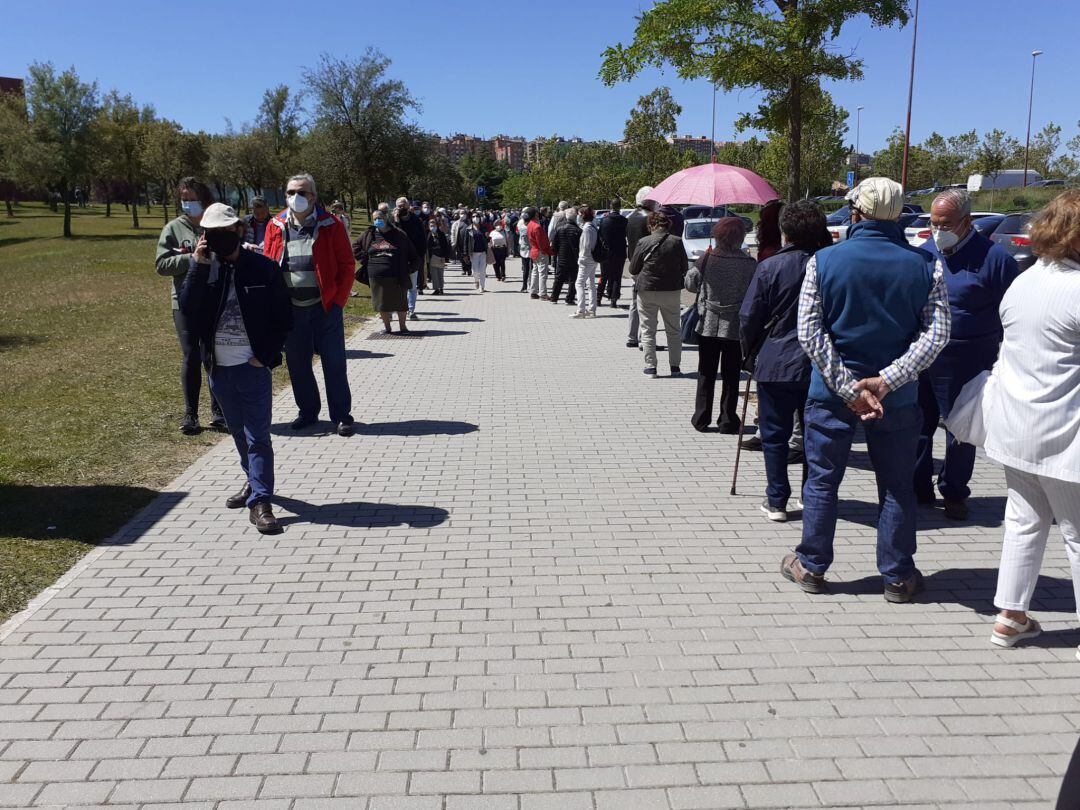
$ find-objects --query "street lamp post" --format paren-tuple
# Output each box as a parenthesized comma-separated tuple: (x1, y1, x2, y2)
(900, 0, 920, 192)
(855, 106, 864, 184)
(710, 82, 717, 163)
(1023, 49, 1044, 188)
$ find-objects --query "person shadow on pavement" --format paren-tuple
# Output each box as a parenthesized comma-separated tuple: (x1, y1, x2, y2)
(272, 496, 449, 530)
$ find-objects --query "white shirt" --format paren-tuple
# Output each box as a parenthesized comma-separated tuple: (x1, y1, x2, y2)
(489, 229, 507, 249)
(983, 257, 1080, 483)
(214, 270, 254, 366)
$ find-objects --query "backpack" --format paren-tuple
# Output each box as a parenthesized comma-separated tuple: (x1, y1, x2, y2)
(591, 228, 609, 263)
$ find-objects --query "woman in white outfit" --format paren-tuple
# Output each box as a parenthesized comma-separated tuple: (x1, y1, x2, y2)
(464, 215, 489, 292)
(982, 190, 1080, 651)
(573, 206, 598, 318)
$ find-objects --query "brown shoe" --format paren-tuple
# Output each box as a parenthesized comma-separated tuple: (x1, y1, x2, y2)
(225, 483, 252, 509)
(780, 553, 827, 593)
(884, 570, 924, 604)
(249, 502, 281, 534)
(943, 498, 969, 521)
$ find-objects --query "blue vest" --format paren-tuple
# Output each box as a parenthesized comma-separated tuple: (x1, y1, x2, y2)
(808, 219, 935, 409)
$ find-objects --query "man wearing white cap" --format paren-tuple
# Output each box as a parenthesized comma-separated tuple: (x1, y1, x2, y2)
(781, 177, 951, 603)
(625, 187, 658, 348)
(179, 203, 293, 534)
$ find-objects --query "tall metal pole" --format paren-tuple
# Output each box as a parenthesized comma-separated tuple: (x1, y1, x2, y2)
(900, 0, 919, 191)
(1023, 50, 1044, 187)
(855, 106, 864, 184)
(710, 83, 717, 163)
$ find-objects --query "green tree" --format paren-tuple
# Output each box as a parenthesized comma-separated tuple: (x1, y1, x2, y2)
(622, 88, 695, 185)
(304, 49, 419, 211)
(256, 85, 303, 190)
(406, 149, 465, 207)
(1027, 122, 1061, 179)
(140, 120, 206, 222)
(458, 152, 510, 207)
(975, 128, 1022, 210)
(93, 91, 153, 226)
(599, 0, 909, 200)
(22, 62, 100, 236)
(872, 126, 933, 190)
(0, 90, 30, 217)
(754, 85, 848, 196)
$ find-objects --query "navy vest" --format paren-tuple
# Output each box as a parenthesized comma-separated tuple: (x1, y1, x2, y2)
(808, 220, 934, 409)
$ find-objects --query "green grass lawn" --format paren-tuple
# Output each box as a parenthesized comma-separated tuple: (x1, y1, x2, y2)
(0, 203, 372, 624)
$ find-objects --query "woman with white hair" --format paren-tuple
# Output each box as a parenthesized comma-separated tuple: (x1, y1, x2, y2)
(981, 190, 1080, 652)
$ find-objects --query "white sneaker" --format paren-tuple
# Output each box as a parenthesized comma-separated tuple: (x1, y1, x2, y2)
(760, 501, 788, 522)
(796, 498, 804, 510)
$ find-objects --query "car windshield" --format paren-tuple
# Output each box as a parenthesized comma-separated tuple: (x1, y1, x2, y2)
(908, 215, 930, 230)
(826, 206, 850, 225)
(683, 221, 716, 240)
(997, 214, 1031, 234)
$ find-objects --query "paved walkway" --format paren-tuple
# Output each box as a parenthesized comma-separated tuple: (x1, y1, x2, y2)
(2, 259, 1078, 809)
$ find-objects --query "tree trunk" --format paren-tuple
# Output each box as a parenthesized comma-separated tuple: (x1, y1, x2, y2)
(4, 198, 12, 217)
(161, 181, 170, 223)
(787, 76, 803, 201)
(105, 191, 112, 218)
(62, 185, 72, 238)
(131, 191, 140, 228)
(144, 187, 151, 214)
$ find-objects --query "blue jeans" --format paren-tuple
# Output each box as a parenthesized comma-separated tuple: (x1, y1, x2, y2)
(757, 381, 809, 507)
(209, 362, 274, 506)
(914, 339, 999, 503)
(284, 303, 353, 425)
(797, 399, 921, 585)
(407, 271, 418, 312)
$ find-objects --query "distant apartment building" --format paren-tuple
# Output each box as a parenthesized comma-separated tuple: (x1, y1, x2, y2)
(432, 132, 590, 170)
(491, 135, 526, 171)
(667, 135, 717, 160)
(436, 133, 490, 163)
(0, 77, 25, 97)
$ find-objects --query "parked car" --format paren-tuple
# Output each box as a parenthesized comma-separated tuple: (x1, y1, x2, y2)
(682, 218, 720, 263)
(967, 169, 1043, 192)
(680, 205, 754, 232)
(1029, 179, 1064, 188)
(828, 203, 923, 244)
(972, 213, 1006, 237)
(989, 212, 1037, 271)
(904, 212, 1000, 247)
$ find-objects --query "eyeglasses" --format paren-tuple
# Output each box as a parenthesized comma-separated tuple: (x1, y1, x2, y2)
(285, 189, 311, 197)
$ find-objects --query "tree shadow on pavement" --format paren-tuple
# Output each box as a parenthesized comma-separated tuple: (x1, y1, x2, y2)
(273, 496, 449, 529)
(356, 420, 478, 437)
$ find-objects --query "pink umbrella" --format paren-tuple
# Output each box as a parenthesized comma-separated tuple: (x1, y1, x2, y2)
(649, 163, 778, 207)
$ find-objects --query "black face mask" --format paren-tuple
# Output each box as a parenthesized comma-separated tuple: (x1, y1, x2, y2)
(522, 212, 531, 222)
(207, 230, 241, 257)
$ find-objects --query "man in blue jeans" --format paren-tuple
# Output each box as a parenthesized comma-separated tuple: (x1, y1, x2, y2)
(783, 178, 951, 603)
(179, 204, 293, 534)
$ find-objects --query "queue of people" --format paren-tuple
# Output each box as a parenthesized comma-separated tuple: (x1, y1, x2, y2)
(157, 173, 1080, 656)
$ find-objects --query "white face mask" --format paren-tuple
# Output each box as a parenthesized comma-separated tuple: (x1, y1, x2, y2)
(287, 192, 311, 215)
(932, 226, 960, 251)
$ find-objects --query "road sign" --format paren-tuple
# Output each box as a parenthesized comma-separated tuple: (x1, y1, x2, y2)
(476, 186, 486, 198)
(846, 171, 855, 188)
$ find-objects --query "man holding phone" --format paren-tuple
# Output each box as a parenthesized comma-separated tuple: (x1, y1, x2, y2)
(179, 203, 293, 534)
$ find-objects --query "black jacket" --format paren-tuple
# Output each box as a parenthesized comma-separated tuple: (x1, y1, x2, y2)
(179, 249, 293, 369)
(626, 210, 650, 258)
(394, 211, 427, 257)
(427, 229, 452, 259)
(628, 231, 688, 292)
(598, 212, 628, 262)
(456, 225, 487, 256)
(354, 225, 416, 283)
(551, 220, 582, 275)
(738, 244, 814, 383)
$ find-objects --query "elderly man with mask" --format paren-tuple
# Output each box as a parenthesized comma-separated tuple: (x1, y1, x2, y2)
(625, 187, 658, 348)
(783, 177, 951, 603)
(263, 173, 356, 436)
(243, 195, 272, 252)
(179, 204, 293, 533)
(913, 189, 1020, 520)
(394, 196, 427, 319)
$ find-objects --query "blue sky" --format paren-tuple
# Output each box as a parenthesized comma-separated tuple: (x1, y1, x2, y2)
(4, 1, 1078, 154)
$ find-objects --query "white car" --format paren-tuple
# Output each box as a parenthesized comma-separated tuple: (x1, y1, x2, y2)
(904, 212, 997, 248)
(682, 218, 719, 263)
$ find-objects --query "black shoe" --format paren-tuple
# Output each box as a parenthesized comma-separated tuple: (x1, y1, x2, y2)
(670, 367, 682, 376)
(611, 300, 619, 308)
(208, 416, 228, 432)
(626, 340, 639, 348)
(916, 492, 937, 507)
(884, 570, 924, 603)
(943, 498, 970, 521)
(290, 415, 317, 430)
(644, 367, 657, 377)
(740, 435, 763, 451)
(226, 483, 252, 509)
(336, 422, 355, 437)
(717, 421, 742, 435)
(180, 412, 200, 435)
(249, 502, 282, 534)
(787, 448, 805, 465)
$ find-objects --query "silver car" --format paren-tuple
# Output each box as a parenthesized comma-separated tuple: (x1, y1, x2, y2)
(989, 213, 1037, 271)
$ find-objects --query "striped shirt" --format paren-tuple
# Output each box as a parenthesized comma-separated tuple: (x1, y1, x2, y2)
(283, 214, 321, 307)
(797, 254, 951, 402)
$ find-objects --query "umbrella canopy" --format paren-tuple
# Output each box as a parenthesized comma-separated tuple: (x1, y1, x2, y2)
(649, 163, 778, 207)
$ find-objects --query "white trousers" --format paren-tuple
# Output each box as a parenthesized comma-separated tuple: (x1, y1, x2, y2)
(471, 252, 487, 290)
(994, 466, 1080, 618)
(576, 262, 598, 314)
(530, 256, 549, 296)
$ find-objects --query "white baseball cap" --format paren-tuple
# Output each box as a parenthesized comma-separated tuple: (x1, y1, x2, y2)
(847, 177, 903, 221)
(200, 203, 241, 229)
(635, 186, 655, 206)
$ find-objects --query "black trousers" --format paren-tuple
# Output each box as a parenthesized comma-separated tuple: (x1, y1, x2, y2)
(493, 248, 507, 280)
(460, 252, 471, 275)
(520, 256, 531, 290)
(599, 257, 625, 301)
(694, 336, 743, 430)
(550, 259, 576, 303)
(172, 309, 221, 419)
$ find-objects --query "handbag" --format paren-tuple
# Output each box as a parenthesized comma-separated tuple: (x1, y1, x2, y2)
(944, 369, 996, 447)
(354, 264, 369, 285)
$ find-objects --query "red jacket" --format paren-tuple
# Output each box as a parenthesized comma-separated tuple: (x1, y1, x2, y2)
(263, 208, 355, 311)
(527, 219, 552, 260)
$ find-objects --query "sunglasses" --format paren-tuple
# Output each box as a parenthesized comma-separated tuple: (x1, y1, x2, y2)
(286, 189, 311, 197)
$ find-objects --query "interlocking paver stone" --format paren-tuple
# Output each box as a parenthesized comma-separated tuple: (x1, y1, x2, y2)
(1, 260, 1076, 807)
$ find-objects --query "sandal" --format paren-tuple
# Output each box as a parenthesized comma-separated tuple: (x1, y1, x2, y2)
(990, 615, 1042, 648)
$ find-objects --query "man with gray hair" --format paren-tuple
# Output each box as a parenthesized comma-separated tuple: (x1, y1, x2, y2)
(912, 188, 1020, 520)
(263, 173, 357, 436)
(625, 187, 658, 348)
(548, 200, 570, 242)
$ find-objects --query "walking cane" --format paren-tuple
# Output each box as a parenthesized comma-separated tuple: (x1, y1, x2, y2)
(730, 371, 755, 496)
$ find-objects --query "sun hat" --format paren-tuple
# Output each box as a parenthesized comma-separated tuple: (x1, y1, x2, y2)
(200, 203, 241, 229)
(847, 177, 903, 221)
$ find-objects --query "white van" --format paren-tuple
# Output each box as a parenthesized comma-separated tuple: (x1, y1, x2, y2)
(967, 169, 1043, 192)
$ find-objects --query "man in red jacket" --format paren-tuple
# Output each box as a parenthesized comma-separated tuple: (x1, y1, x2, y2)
(525, 207, 553, 300)
(263, 173, 356, 436)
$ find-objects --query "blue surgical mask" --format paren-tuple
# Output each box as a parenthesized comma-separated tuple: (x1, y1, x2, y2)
(374, 218, 387, 230)
(181, 200, 203, 218)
